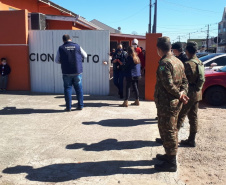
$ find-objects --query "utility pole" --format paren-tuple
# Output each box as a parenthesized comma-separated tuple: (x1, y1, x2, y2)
(178, 36, 180, 42)
(152, 0, 157, 33)
(206, 24, 209, 52)
(148, 0, 152, 33)
(189, 33, 190, 40)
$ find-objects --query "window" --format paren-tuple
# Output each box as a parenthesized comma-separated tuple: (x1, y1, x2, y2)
(110, 41, 117, 52)
(206, 56, 226, 66)
(121, 41, 129, 51)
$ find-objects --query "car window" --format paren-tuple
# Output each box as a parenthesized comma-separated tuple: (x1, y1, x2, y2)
(199, 53, 222, 62)
(218, 66, 226, 72)
(209, 56, 226, 66)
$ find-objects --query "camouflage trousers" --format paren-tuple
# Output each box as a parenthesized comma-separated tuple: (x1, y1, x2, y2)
(177, 101, 199, 133)
(158, 112, 180, 156)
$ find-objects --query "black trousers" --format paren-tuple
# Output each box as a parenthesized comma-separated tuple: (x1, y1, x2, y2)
(125, 76, 139, 100)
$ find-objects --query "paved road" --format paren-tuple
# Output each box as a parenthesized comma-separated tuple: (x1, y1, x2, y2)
(0, 92, 187, 185)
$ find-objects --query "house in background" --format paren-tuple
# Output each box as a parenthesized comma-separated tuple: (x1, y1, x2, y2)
(0, 0, 146, 92)
(0, 0, 101, 31)
(0, 0, 105, 92)
(1, 0, 146, 51)
(91, 19, 146, 52)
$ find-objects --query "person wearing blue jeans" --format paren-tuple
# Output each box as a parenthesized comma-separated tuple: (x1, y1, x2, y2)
(63, 74, 83, 111)
(55, 34, 87, 111)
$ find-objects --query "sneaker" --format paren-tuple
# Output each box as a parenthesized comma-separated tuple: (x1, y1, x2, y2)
(76, 107, 83, 110)
(64, 108, 71, 112)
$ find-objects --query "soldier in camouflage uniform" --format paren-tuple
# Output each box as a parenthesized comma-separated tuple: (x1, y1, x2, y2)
(154, 37, 188, 172)
(177, 41, 205, 147)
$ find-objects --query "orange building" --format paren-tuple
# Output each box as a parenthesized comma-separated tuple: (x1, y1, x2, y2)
(0, 0, 100, 91)
(0, 0, 159, 100)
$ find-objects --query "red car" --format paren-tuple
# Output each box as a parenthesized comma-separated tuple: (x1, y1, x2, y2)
(202, 66, 226, 106)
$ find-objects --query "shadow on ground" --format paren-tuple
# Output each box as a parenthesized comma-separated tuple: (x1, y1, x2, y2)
(2, 160, 159, 183)
(0, 107, 65, 115)
(66, 138, 161, 151)
(199, 100, 226, 109)
(83, 118, 157, 127)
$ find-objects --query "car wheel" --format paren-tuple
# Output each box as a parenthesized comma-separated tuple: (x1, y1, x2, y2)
(205, 86, 226, 106)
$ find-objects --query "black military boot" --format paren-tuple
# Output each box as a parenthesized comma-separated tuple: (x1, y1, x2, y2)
(155, 155, 177, 172)
(155, 138, 163, 144)
(156, 154, 168, 161)
(180, 132, 196, 147)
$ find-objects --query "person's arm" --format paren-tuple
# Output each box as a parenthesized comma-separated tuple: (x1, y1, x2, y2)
(55, 49, 61, 64)
(180, 65, 188, 94)
(158, 63, 181, 99)
(111, 53, 118, 63)
(80, 47, 87, 58)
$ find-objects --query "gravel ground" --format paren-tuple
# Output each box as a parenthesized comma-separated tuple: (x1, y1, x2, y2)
(0, 91, 225, 185)
(178, 101, 226, 185)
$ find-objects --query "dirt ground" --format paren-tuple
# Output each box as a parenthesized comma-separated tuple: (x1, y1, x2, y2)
(178, 101, 226, 185)
(0, 76, 226, 184)
(110, 74, 226, 185)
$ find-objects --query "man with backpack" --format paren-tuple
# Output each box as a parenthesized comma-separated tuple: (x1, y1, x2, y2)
(177, 41, 205, 147)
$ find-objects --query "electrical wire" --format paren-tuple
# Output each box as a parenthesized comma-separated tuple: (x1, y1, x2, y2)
(160, 0, 221, 14)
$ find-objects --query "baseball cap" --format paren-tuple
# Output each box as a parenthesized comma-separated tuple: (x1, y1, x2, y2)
(132, 39, 138, 45)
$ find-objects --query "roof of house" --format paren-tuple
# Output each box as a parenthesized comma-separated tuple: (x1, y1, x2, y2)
(38, 0, 77, 16)
(38, 0, 102, 30)
(90, 19, 121, 33)
(110, 33, 146, 40)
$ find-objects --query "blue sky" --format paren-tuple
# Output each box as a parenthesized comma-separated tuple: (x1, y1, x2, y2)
(50, 0, 225, 42)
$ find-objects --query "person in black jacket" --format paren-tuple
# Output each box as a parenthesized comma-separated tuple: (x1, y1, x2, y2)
(111, 44, 127, 99)
(120, 46, 141, 107)
(0, 58, 11, 91)
(171, 42, 188, 65)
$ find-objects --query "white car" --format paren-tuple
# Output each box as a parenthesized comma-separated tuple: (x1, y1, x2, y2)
(199, 53, 226, 70)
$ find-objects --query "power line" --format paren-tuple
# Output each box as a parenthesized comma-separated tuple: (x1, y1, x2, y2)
(109, 4, 149, 23)
(160, 0, 221, 14)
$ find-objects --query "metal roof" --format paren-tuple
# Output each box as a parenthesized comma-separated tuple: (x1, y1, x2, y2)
(110, 33, 146, 40)
(90, 19, 121, 33)
(38, 0, 101, 30)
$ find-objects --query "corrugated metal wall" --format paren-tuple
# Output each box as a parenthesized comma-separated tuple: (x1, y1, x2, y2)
(29, 30, 110, 95)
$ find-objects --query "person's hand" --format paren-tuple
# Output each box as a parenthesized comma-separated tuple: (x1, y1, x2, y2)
(180, 94, 189, 104)
(179, 91, 189, 104)
(113, 59, 117, 63)
(117, 59, 122, 65)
